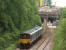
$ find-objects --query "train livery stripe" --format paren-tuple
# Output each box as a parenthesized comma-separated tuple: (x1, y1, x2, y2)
(18, 39, 31, 44)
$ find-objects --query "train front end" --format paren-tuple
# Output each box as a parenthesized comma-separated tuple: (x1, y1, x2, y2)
(17, 34, 31, 48)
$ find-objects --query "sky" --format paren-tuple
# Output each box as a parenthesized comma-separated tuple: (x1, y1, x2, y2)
(52, 0, 66, 7)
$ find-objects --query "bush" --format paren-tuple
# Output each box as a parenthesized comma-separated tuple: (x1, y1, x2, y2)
(59, 8, 66, 19)
(53, 18, 66, 50)
(0, 0, 41, 50)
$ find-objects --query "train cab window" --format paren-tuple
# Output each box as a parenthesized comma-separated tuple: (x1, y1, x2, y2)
(19, 34, 30, 39)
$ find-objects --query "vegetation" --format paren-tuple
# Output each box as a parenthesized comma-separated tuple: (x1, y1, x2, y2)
(59, 7, 66, 19)
(0, 0, 41, 50)
(53, 8, 66, 50)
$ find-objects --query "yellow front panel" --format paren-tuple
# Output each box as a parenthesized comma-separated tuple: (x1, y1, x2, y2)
(18, 39, 31, 44)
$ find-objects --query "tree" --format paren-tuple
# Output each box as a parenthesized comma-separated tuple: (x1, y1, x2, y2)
(59, 8, 66, 19)
(0, 0, 41, 50)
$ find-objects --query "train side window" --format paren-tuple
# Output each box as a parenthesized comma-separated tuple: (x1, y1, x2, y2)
(30, 35, 33, 39)
(32, 34, 35, 39)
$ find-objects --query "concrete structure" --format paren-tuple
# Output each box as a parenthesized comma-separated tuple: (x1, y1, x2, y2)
(38, 6, 59, 23)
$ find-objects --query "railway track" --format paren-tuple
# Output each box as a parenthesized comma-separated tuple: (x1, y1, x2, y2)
(36, 28, 52, 50)
(28, 27, 52, 50)
(36, 35, 51, 50)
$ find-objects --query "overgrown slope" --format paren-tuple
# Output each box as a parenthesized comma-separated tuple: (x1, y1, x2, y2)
(0, 0, 41, 50)
(53, 19, 66, 50)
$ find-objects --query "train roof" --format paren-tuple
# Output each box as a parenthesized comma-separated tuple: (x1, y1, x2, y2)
(22, 26, 42, 35)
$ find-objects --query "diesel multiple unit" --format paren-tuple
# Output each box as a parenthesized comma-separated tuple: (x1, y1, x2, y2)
(17, 26, 43, 48)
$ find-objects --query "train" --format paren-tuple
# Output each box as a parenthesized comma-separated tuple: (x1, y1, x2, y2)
(17, 26, 43, 49)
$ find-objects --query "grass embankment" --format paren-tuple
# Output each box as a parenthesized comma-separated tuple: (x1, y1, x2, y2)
(53, 18, 66, 50)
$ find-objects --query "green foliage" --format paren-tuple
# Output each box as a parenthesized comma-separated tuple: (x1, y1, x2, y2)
(59, 8, 66, 19)
(4, 44, 16, 50)
(53, 18, 66, 50)
(0, 0, 41, 50)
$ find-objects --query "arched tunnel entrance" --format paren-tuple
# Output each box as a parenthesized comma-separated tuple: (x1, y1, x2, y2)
(40, 13, 57, 24)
